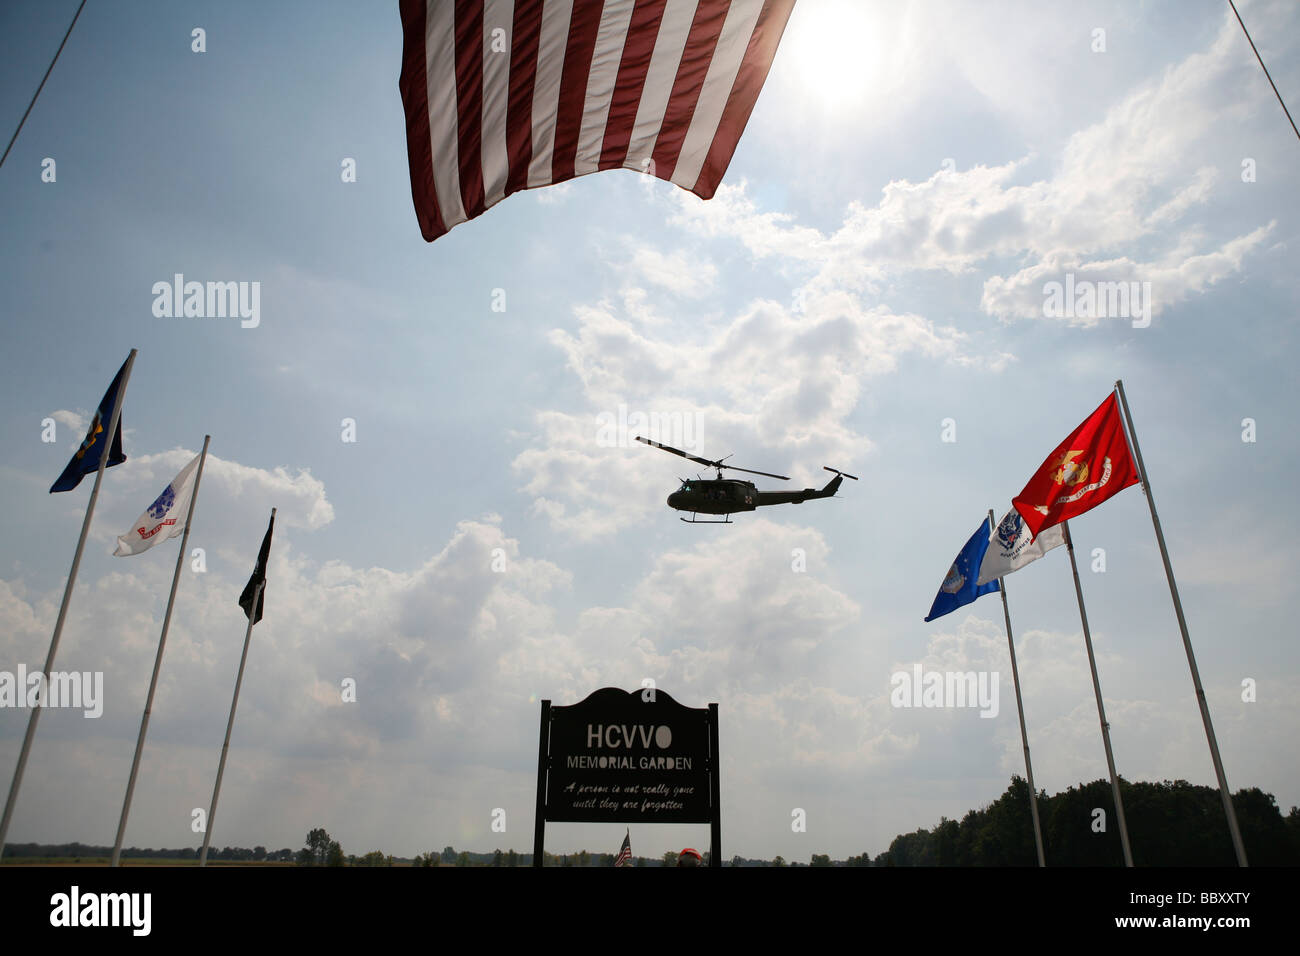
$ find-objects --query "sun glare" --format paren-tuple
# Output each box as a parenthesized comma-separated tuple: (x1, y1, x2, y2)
(778, 1, 895, 112)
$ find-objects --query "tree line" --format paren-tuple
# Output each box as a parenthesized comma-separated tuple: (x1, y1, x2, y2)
(8, 778, 1295, 865)
(872, 776, 1300, 866)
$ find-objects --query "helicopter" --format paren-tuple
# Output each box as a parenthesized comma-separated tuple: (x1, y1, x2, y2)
(636, 436, 857, 523)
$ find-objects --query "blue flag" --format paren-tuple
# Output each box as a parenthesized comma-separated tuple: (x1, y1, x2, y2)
(925, 517, 1000, 622)
(50, 354, 131, 493)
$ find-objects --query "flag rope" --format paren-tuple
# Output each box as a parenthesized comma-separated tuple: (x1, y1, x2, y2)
(0, 0, 89, 170)
(1228, 0, 1300, 146)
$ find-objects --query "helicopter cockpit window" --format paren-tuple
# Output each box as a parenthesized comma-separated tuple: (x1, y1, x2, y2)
(680, 482, 691, 492)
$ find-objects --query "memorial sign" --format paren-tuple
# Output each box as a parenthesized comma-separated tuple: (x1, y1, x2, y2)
(533, 687, 720, 866)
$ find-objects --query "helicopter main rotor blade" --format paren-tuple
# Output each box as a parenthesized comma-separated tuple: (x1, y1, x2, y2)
(635, 436, 789, 481)
(722, 464, 790, 480)
(635, 436, 718, 469)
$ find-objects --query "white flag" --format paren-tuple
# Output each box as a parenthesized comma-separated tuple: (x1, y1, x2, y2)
(976, 508, 1065, 585)
(114, 454, 201, 556)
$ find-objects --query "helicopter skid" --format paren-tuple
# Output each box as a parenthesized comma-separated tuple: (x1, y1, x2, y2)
(680, 513, 732, 524)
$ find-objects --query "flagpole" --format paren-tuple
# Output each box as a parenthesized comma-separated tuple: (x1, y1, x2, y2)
(989, 509, 1046, 867)
(1113, 379, 1248, 866)
(1063, 519, 1134, 866)
(200, 507, 273, 868)
(0, 348, 137, 860)
(111, 435, 210, 867)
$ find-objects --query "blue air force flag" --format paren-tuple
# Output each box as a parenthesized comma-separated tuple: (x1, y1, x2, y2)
(976, 508, 1066, 586)
(114, 454, 202, 556)
(925, 517, 1000, 622)
(50, 354, 132, 493)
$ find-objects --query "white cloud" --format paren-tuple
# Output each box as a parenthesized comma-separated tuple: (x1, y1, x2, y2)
(616, 245, 718, 298)
(107, 448, 335, 537)
(50, 409, 87, 434)
(517, 284, 999, 538)
(672, 7, 1282, 326)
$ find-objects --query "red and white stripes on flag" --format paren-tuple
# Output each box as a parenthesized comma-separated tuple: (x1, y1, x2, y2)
(399, 0, 795, 242)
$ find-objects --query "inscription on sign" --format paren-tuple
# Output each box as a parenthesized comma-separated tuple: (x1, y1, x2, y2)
(544, 689, 713, 823)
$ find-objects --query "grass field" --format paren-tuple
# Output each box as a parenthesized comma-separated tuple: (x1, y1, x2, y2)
(1, 858, 299, 866)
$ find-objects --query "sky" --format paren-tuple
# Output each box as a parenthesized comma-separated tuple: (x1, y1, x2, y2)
(0, 0, 1297, 864)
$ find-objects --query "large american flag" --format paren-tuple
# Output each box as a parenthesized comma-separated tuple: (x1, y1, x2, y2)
(614, 828, 632, 866)
(399, 0, 796, 241)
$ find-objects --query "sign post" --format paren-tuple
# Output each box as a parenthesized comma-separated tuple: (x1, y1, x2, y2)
(533, 687, 720, 867)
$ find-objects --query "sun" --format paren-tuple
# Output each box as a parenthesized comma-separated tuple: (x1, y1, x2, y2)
(776, 0, 898, 113)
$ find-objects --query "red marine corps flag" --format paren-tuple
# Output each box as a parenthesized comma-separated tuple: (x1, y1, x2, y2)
(1012, 392, 1139, 540)
(398, 0, 795, 241)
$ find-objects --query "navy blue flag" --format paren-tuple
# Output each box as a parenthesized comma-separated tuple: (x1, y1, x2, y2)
(50, 353, 132, 493)
(925, 517, 1000, 622)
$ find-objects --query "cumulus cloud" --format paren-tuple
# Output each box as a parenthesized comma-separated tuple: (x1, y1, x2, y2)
(613, 245, 718, 298)
(981, 223, 1276, 323)
(510, 7, 1289, 540)
(49, 409, 87, 434)
(671, 7, 1281, 326)
(516, 287, 999, 538)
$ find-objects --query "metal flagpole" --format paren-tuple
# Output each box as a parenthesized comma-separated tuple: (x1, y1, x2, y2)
(1063, 519, 1134, 866)
(0, 348, 137, 860)
(112, 435, 211, 867)
(989, 509, 1046, 867)
(1113, 379, 1248, 866)
(200, 577, 263, 867)
(200, 506, 273, 868)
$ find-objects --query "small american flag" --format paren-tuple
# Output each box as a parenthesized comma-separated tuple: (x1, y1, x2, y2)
(614, 829, 632, 867)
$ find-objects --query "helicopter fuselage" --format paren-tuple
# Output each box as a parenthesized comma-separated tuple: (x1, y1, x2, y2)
(667, 478, 758, 515)
(636, 434, 855, 523)
(666, 472, 846, 517)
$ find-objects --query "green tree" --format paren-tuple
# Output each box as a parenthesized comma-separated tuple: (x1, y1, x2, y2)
(326, 841, 345, 867)
(492, 849, 504, 867)
(661, 850, 676, 867)
(305, 828, 333, 866)
(360, 850, 387, 866)
(441, 846, 456, 864)
(506, 849, 519, 867)
(771, 855, 785, 867)
(810, 853, 831, 867)
(456, 851, 471, 867)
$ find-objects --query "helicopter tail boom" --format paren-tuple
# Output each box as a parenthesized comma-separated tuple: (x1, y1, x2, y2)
(753, 468, 856, 507)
